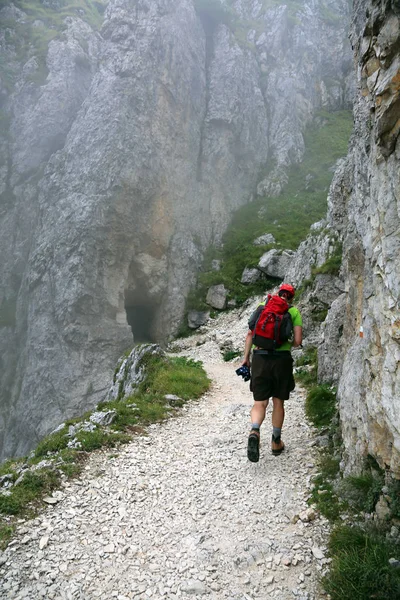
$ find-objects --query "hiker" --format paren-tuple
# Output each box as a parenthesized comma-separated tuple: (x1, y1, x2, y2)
(241, 283, 303, 462)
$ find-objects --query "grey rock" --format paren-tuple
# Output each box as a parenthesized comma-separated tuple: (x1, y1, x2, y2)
(42, 496, 59, 505)
(164, 394, 182, 405)
(181, 579, 208, 595)
(107, 344, 164, 402)
(50, 423, 67, 435)
(0, 474, 13, 487)
(241, 268, 261, 284)
(375, 496, 391, 521)
(206, 285, 228, 310)
(253, 234, 276, 246)
(188, 311, 210, 329)
(258, 249, 295, 279)
(89, 411, 117, 427)
(311, 547, 324, 560)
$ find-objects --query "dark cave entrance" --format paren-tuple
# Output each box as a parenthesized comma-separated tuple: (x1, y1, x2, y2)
(124, 282, 159, 343)
(125, 304, 157, 343)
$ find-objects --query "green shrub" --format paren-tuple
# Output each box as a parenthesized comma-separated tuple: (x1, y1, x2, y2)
(387, 479, 400, 519)
(75, 430, 130, 452)
(223, 350, 241, 362)
(312, 242, 343, 277)
(309, 449, 342, 521)
(0, 469, 61, 516)
(323, 525, 400, 600)
(0, 524, 15, 550)
(305, 384, 337, 428)
(296, 346, 317, 367)
(296, 368, 318, 388)
(34, 427, 69, 458)
(341, 473, 385, 514)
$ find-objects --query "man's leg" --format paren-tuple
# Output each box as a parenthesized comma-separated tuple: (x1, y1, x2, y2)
(271, 397, 285, 455)
(250, 399, 269, 428)
(247, 399, 268, 463)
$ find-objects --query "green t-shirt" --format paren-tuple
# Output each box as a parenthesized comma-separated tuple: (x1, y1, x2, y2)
(248, 303, 303, 352)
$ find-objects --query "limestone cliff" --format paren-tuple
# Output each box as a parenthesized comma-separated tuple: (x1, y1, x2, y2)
(289, 0, 400, 478)
(333, 0, 400, 478)
(0, 0, 352, 459)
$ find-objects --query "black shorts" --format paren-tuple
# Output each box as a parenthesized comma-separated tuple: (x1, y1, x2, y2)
(250, 351, 295, 401)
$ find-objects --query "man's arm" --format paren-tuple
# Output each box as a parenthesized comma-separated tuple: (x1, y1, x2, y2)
(242, 330, 253, 366)
(292, 325, 303, 348)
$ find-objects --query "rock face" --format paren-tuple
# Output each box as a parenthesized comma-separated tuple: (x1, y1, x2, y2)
(332, 0, 400, 478)
(291, 0, 400, 478)
(0, 0, 352, 459)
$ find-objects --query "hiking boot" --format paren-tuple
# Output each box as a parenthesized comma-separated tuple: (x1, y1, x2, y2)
(271, 434, 285, 456)
(247, 431, 260, 463)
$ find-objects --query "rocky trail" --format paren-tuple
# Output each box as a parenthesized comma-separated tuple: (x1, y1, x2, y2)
(0, 308, 331, 600)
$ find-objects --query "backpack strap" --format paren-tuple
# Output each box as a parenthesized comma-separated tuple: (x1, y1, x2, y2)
(273, 314, 280, 349)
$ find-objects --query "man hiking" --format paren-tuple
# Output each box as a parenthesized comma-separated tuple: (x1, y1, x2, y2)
(241, 283, 303, 462)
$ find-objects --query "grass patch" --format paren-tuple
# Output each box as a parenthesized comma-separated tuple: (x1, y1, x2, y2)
(75, 430, 130, 452)
(312, 241, 343, 277)
(323, 525, 400, 600)
(0, 524, 15, 550)
(295, 346, 318, 388)
(305, 384, 337, 428)
(309, 445, 343, 521)
(341, 472, 385, 514)
(223, 350, 241, 362)
(34, 427, 70, 458)
(0, 469, 61, 516)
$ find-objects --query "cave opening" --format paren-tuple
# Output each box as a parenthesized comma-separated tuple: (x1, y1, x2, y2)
(125, 303, 157, 343)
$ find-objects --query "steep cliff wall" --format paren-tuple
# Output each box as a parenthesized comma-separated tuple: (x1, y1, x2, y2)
(291, 0, 400, 478)
(0, 0, 352, 459)
(333, 0, 400, 477)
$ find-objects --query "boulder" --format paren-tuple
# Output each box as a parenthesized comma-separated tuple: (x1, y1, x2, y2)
(211, 260, 222, 271)
(90, 410, 117, 427)
(241, 267, 261, 284)
(258, 249, 295, 279)
(206, 285, 228, 310)
(187, 310, 210, 329)
(253, 233, 276, 246)
(106, 344, 164, 402)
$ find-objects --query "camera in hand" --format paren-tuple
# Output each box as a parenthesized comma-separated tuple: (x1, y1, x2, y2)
(236, 365, 251, 382)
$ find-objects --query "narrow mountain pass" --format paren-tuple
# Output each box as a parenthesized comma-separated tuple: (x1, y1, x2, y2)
(0, 354, 330, 600)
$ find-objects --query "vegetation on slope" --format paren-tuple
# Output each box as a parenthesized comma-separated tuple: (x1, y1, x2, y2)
(186, 109, 353, 312)
(296, 348, 400, 599)
(0, 351, 210, 549)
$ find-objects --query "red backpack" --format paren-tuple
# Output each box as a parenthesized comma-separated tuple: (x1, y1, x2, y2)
(252, 294, 293, 350)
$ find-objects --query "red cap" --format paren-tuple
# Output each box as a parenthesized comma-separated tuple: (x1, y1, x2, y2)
(279, 283, 296, 297)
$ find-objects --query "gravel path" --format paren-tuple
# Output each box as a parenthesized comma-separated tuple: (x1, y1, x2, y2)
(0, 307, 330, 600)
